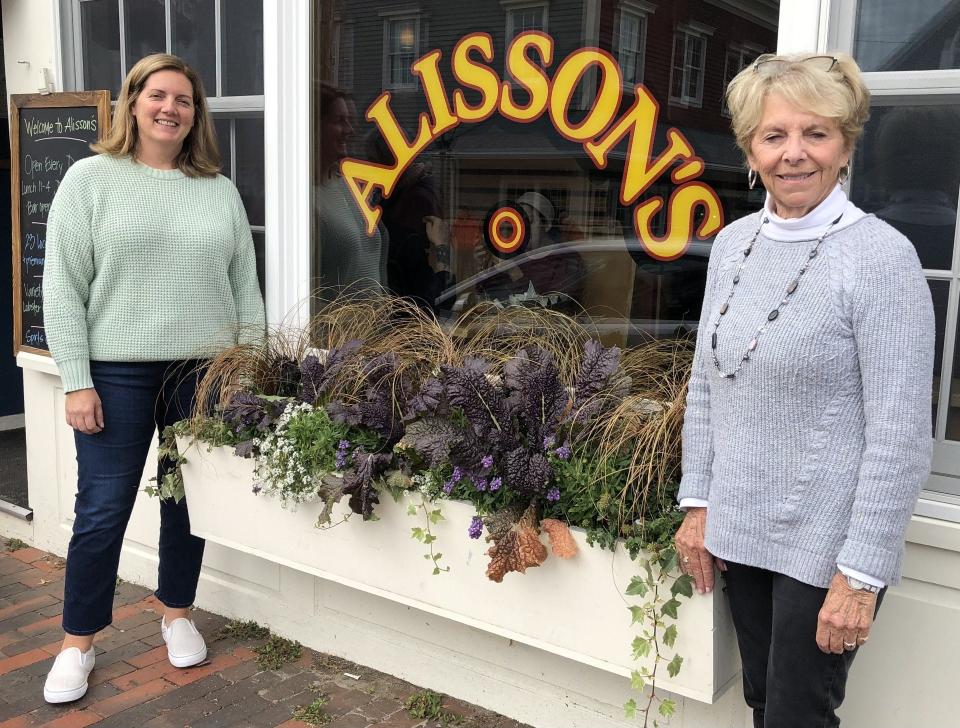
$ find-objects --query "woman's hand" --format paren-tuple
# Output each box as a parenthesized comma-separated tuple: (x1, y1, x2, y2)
(674, 507, 725, 594)
(816, 572, 877, 654)
(65, 388, 104, 435)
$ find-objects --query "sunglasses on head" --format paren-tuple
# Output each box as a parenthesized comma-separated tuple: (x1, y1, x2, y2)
(753, 54, 840, 75)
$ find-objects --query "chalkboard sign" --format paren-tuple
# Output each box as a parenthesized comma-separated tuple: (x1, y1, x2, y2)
(10, 91, 111, 356)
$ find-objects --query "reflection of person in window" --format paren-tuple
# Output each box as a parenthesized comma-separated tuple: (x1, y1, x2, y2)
(872, 106, 960, 271)
(314, 82, 385, 296)
(481, 191, 586, 307)
(366, 131, 452, 311)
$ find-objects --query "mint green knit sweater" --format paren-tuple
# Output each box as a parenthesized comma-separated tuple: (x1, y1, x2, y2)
(43, 154, 265, 392)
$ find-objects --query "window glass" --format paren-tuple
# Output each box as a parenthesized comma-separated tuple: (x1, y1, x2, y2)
(171, 0, 216, 95)
(235, 117, 265, 228)
(618, 12, 644, 86)
(80, 0, 121, 97)
(311, 0, 778, 338)
(214, 117, 232, 179)
(850, 103, 959, 271)
(388, 18, 418, 88)
(124, 0, 166, 70)
(855, 0, 960, 72)
(222, 0, 264, 95)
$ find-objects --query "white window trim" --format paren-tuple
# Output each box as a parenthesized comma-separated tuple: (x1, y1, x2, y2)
(502, 0, 550, 44)
(381, 11, 422, 91)
(669, 22, 714, 108)
(264, 0, 311, 329)
(615, 1, 655, 91)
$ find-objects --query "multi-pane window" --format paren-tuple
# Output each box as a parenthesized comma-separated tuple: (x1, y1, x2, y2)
(334, 22, 355, 91)
(70, 0, 266, 292)
(505, 2, 547, 42)
(617, 9, 647, 87)
(670, 26, 710, 106)
(385, 16, 419, 89)
(836, 0, 960, 502)
(722, 44, 763, 116)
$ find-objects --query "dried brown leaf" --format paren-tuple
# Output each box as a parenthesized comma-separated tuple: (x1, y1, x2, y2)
(540, 518, 577, 559)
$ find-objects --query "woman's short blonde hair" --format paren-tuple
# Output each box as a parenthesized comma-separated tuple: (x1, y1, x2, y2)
(725, 53, 870, 158)
(93, 53, 220, 177)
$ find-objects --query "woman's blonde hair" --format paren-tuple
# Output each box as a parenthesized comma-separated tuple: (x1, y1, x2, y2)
(725, 53, 870, 158)
(93, 53, 220, 177)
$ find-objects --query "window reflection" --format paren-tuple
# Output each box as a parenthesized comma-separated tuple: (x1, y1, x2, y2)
(855, 0, 960, 72)
(851, 104, 960, 271)
(311, 0, 779, 343)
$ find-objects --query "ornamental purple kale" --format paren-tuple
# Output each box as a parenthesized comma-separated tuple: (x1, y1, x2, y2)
(341, 449, 391, 519)
(441, 357, 511, 445)
(327, 352, 411, 444)
(568, 340, 624, 425)
(298, 339, 362, 405)
(502, 347, 568, 447)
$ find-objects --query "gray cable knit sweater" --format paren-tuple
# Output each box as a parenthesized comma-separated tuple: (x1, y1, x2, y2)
(678, 211, 934, 588)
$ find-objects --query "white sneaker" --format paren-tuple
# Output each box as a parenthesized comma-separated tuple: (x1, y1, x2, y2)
(161, 617, 207, 668)
(43, 646, 95, 704)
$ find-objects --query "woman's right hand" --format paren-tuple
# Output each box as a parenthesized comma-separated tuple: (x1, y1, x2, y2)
(65, 388, 104, 434)
(674, 507, 724, 594)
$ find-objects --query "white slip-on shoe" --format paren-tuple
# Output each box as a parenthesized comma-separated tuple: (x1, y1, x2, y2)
(161, 617, 208, 668)
(43, 646, 95, 704)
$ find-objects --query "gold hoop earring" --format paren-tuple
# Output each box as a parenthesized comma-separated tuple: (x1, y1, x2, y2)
(747, 169, 758, 190)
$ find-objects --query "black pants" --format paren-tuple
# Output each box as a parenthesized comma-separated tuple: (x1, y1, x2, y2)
(723, 562, 884, 728)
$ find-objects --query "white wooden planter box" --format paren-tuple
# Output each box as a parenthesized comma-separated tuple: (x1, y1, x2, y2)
(178, 439, 740, 703)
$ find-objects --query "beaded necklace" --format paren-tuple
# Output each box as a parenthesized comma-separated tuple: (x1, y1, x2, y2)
(710, 213, 843, 379)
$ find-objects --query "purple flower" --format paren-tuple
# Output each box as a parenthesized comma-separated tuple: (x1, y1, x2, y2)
(546, 487, 561, 502)
(543, 435, 556, 450)
(468, 516, 484, 539)
(474, 477, 488, 492)
(335, 439, 351, 469)
(443, 478, 455, 494)
(337, 439, 350, 450)
(452, 466, 464, 483)
(481, 454, 494, 469)
(489, 477, 502, 492)
(554, 442, 571, 461)
(252, 484, 263, 495)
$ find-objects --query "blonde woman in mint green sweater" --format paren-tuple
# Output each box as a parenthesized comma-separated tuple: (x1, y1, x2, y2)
(41, 54, 264, 704)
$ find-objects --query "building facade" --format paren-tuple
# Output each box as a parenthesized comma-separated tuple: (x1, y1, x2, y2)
(2, 1, 959, 726)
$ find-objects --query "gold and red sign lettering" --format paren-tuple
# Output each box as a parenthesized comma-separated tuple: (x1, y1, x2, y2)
(341, 31, 724, 262)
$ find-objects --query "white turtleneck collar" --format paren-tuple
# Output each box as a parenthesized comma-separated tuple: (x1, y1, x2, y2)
(762, 184, 867, 242)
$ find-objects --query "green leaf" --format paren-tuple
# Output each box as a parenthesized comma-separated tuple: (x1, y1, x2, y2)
(428, 509, 444, 524)
(625, 576, 649, 597)
(433, 553, 443, 561)
(666, 654, 683, 678)
(662, 624, 678, 648)
(632, 636, 651, 659)
(628, 605, 645, 625)
(411, 527, 424, 541)
(407, 504, 418, 516)
(661, 598, 681, 620)
(630, 670, 646, 691)
(432, 566, 441, 575)
(624, 699, 637, 719)
(423, 534, 436, 544)
(660, 547, 678, 573)
(671, 573, 695, 598)
(659, 699, 677, 717)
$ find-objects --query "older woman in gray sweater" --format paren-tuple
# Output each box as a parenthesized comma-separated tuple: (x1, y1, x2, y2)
(674, 53, 934, 727)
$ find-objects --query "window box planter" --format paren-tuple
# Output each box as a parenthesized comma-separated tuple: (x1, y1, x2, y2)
(178, 439, 740, 703)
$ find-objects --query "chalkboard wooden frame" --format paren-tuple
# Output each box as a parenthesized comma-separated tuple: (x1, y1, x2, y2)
(10, 90, 111, 357)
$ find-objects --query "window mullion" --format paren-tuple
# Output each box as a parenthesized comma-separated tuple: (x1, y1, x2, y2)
(118, 0, 128, 79)
(165, 0, 172, 53)
(215, 0, 222, 97)
(935, 278, 959, 440)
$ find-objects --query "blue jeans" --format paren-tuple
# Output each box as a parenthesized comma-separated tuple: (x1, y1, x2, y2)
(62, 360, 206, 636)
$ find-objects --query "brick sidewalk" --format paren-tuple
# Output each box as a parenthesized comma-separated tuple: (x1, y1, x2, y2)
(0, 539, 531, 728)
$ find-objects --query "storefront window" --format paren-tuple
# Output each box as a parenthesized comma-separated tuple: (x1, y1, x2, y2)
(311, 0, 778, 346)
(70, 0, 265, 292)
(855, 0, 960, 72)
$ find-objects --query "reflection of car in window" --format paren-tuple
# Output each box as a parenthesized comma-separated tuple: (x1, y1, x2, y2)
(434, 237, 713, 347)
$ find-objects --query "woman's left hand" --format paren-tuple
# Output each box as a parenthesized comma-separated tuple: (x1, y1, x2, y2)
(816, 572, 877, 654)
